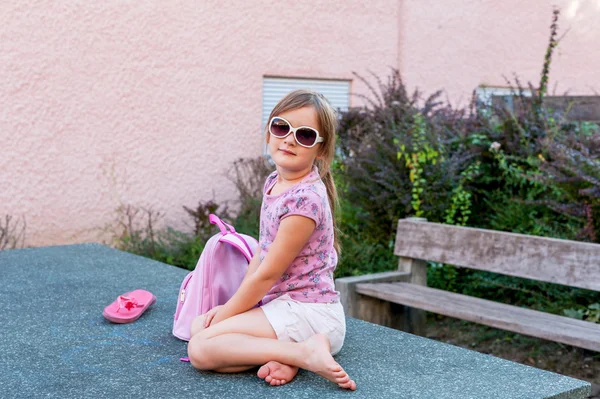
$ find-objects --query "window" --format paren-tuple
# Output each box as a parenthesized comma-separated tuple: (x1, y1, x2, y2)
(474, 86, 533, 112)
(262, 77, 351, 127)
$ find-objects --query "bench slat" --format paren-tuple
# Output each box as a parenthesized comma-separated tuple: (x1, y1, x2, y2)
(357, 283, 600, 333)
(395, 219, 600, 291)
(356, 282, 600, 352)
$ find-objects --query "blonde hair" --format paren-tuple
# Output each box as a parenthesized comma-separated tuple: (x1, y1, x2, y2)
(265, 89, 341, 254)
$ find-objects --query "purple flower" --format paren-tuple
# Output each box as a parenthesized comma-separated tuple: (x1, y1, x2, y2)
(311, 203, 319, 215)
(296, 197, 307, 208)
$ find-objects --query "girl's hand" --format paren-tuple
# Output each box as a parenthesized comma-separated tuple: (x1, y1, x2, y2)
(203, 305, 224, 328)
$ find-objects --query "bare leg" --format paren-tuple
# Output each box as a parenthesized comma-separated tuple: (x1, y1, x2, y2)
(189, 311, 265, 373)
(201, 312, 298, 384)
(191, 312, 268, 374)
(188, 308, 355, 390)
(190, 309, 276, 340)
(189, 331, 355, 389)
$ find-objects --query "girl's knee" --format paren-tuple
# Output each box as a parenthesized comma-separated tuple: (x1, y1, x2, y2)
(187, 335, 212, 370)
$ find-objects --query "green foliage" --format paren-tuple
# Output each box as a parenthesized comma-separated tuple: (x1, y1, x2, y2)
(474, 142, 582, 239)
(445, 161, 480, 226)
(333, 8, 600, 320)
(334, 189, 397, 278)
(335, 228, 396, 278)
(463, 271, 598, 313)
(110, 203, 221, 270)
(109, 157, 270, 270)
(537, 7, 559, 104)
(183, 200, 227, 239)
(427, 262, 460, 293)
(143, 228, 205, 270)
(540, 126, 600, 241)
(395, 113, 443, 217)
(337, 70, 473, 244)
(564, 303, 600, 323)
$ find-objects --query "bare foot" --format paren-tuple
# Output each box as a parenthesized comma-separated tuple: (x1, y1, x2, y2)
(302, 334, 356, 390)
(257, 361, 299, 386)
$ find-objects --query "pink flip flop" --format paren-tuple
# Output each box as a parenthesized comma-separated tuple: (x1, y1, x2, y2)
(103, 289, 156, 324)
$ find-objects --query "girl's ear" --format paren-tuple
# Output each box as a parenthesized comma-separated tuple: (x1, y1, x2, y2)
(316, 145, 326, 160)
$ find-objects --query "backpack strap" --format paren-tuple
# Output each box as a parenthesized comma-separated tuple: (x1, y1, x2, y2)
(219, 233, 256, 262)
(209, 214, 236, 235)
(210, 214, 256, 262)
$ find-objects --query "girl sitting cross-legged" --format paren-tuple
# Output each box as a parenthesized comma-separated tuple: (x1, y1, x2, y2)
(187, 89, 356, 390)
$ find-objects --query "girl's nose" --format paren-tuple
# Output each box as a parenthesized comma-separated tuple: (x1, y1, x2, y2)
(283, 133, 296, 146)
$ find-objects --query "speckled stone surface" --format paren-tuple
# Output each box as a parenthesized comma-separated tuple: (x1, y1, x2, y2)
(0, 244, 592, 399)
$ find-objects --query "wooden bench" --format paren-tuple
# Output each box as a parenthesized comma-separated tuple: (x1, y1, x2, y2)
(336, 217, 600, 352)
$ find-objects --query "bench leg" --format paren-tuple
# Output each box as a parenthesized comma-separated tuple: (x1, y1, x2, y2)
(336, 271, 410, 331)
(398, 257, 428, 336)
(358, 295, 406, 330)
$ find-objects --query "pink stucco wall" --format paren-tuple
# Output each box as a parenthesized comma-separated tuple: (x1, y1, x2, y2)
(3, 1, 597, 248)
(1, 1, 401, 247)
(400, 0, 600, 107)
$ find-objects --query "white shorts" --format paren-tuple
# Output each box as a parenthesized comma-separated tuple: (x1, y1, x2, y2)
(261, 294, 346, 356)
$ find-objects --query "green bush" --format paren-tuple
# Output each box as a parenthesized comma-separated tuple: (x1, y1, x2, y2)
(332, 8, 600, 315)
(336, 70, 473, 243)
(335, 70, 600, 314)
(541, 123, 600, 241)
(110, 204, 219, 270)
(110, 157, 271, 269)
(334, 194, 397, 278)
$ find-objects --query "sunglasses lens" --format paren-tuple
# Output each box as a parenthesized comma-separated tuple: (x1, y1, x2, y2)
(296, 128, 318, 147)
(270, 118, 290, 137)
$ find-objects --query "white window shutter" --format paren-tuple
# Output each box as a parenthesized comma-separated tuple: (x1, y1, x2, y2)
(262, 77, 351, 127)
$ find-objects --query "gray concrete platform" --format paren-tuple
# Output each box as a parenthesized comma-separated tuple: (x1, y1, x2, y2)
(0, 244, 592, 398)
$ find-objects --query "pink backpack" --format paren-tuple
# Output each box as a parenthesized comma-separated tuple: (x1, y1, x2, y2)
(172, 214, 258, 341)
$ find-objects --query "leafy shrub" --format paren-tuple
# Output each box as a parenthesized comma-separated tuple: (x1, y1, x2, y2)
(110, 156, 271, 269)
(540, 124, 600, 241)
(111, 204, 210, 270)
(564, 303, 600, 323)
(336, 70, 473, 243)
(334, 194, 397, 278)
(334, 8, 600, 315)
(183, 199, 229, 239)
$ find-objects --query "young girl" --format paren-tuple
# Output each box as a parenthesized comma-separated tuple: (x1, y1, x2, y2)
(187, 89, 356, 391)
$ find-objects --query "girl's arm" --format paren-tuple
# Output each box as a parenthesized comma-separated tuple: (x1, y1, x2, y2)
(241, 246, 262, 282)
(210, 215, 316, 324)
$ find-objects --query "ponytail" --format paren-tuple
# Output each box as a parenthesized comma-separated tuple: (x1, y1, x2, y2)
(317, 160, 341, 255)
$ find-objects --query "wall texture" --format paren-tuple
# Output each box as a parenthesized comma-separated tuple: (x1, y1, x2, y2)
(1, 1, 401, 247)
(3, 0, 597, 247)
(400, 0, 600, 107)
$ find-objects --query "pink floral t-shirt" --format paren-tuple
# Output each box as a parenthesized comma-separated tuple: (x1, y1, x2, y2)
(259, 167, 340, 305)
